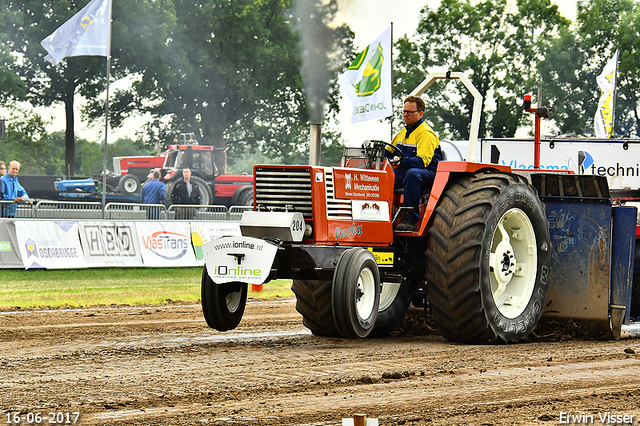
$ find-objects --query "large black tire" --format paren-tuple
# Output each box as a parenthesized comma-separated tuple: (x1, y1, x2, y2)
(165, 175, 214, 206)
(331, 248, 380, 338)
(201, 266, 247, 332)
(425, 171, 551, 344)
(369, 279, 411, 337)
(117, 174, 140, 194)
(236, 188, 254, 207)
(291, 279, 341, 337)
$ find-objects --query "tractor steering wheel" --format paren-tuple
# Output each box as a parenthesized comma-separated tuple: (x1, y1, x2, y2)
(362, 140, 404, 169)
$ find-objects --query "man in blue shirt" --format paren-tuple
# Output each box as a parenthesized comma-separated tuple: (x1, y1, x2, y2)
(140, 170, 166, 219)
(0, 162, 5, 215)
(1, 161, 32, 218)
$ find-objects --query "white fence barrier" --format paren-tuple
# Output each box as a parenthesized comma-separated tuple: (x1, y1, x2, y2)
(0, 202, 248, 269)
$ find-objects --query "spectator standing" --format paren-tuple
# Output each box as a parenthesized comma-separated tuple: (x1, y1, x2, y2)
(0, 162, 5, 216)
(1, 161, 33, 218)
(140, 171, 166, 219)
(170, 167, 202, 220)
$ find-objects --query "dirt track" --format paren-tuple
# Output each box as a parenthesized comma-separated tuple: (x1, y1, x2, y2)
(1, 298, 640, 426)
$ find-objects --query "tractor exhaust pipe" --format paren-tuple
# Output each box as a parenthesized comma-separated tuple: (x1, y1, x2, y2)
(309, 123, 321, 166)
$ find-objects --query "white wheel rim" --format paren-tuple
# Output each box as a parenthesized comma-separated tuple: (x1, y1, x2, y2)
(124, 178, 137, 192)
(355, 267, 376, 320)
(225, 290, 242, 313)
(489, 207, 537, 319)
(378, 282, 401, 311)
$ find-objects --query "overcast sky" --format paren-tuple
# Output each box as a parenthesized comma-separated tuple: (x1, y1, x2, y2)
(35, 0, 578, 148)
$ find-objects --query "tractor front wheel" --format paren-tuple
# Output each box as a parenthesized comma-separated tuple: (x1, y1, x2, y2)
(426, 172, 551, 344)
(201, 266, 247, 331)
(331, 248, 380, 338)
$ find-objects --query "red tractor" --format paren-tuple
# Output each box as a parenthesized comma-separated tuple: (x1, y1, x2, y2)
(154, 133, 254, 207)
(110, 133, 254, 207)
(200, 73, 639, 343)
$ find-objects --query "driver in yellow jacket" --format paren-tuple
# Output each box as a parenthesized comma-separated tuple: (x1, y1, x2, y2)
(389, 95, 443, 232)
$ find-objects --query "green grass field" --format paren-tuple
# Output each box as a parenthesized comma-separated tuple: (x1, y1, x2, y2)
(0, 268, 294, 310)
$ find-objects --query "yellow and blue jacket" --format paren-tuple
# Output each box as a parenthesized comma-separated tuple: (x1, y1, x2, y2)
(389, 119, 443, 171)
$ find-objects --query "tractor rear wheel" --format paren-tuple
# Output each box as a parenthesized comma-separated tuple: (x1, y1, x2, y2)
(369, 279, 411, 337)
(236, 189, 254, 207)
(425, 171, 551, 344)
(292, 279, 341, 337)
(201, 266, 247, 331)
(331, 248, 380, 338)
(118, 174, 140, 194)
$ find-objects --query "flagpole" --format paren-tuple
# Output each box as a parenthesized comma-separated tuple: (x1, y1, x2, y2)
(610, 49, 619, 139)
(101, 0, 113, 218)
(390, 22, 394, 142)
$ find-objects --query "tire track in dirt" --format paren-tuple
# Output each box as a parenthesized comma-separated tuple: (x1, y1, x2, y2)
(2, 300, 640, 425)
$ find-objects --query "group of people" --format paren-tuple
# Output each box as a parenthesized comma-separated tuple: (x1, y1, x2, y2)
(140, 167, 202, 219)
(1, 160, 32, 218)
(0, 162, 201, 220)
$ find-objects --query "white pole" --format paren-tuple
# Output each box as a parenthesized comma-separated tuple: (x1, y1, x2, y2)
(101, 0, 113, 218)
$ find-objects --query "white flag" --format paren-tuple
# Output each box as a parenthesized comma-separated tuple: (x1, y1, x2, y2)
(338, 26, 392, 123)
(41, 0, 111, 65)
(594, 50, 618, 138)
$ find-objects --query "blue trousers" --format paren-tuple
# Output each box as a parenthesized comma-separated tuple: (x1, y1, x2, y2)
(394, 167, 436, 223)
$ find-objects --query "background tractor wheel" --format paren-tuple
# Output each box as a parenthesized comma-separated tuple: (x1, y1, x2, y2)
(425, 171, 551, 344)
(236, 189, 254, 207)
(331, 248, 380, 339)
(291, 279, 341, 337)
(369, 279, 411, 337)
(117, 174, 140, 194)
(201, 266, 247, 332)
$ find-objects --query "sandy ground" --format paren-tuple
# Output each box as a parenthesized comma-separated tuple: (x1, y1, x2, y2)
(1, 298, 640, 426)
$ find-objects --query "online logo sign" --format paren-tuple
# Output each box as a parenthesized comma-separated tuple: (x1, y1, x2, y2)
(142, 231, 190, 260)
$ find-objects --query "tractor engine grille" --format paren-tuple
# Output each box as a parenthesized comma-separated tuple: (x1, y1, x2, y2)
(325, 169, 352, 219)
(255, 167, 313, 218)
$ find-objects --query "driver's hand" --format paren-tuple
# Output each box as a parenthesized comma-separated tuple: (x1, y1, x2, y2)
(392, 156, 400, 162)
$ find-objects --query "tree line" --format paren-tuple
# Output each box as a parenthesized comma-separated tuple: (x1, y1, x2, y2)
(1, 0, 637, 177)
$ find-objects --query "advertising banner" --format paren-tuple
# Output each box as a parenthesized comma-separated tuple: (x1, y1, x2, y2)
(189, 221, 241, 265)
(481, 138, 640, 190)
(0, 221, 23, 268)
(202, 236, 278, 284)
(333, 168, 393, 200)
(78, 222, 143, 267)
(14, 221, 86, 270)
(136, 222, 198, 267)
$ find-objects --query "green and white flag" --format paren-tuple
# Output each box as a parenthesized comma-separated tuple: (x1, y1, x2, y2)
(338, 26, 392, 123)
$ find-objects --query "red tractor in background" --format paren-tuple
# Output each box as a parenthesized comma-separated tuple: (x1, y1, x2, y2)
(108, 133, 254, 207)
(200, 72, 639, 344)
